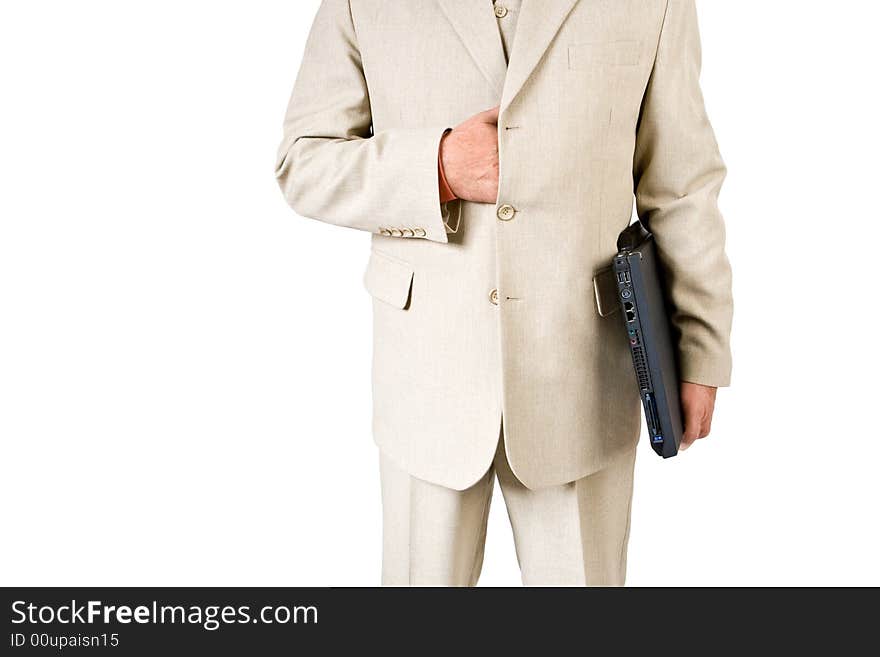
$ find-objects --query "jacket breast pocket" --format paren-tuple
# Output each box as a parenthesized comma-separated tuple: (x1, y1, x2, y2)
(568, 41, 642, 70)
(363, 250, 414, 310)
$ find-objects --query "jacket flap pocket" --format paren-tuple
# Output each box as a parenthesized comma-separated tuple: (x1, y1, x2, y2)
(364, 250, 414, 309)
(593, 266, 620, 318)
(569, 41, 642, 69)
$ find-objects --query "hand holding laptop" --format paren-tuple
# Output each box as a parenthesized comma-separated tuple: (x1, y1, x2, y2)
(680, 382, 717, 451)
(612, 221, 721, 458)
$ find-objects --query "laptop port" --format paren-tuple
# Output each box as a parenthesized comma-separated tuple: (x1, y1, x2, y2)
(643, 394, 659, 434)
(624, 302, 634, 311)
(626, 310, 636, 322)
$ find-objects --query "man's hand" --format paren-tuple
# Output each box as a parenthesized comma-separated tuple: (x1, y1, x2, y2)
(439, 106, 500, 204)
(680, 382, 718, 451)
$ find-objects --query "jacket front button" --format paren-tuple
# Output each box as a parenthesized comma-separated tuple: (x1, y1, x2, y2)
(497, 204, 516, 221)
(494, 5, 509, 18)
(489, 289, 499, 305)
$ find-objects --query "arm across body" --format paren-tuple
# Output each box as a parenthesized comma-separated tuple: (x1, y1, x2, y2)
(275, 0, 459, 242)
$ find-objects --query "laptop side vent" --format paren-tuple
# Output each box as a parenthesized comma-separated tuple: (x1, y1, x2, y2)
(631, 345, 651, 391)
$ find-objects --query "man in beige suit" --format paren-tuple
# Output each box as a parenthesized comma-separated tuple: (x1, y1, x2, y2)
(276, 0, 732, 586)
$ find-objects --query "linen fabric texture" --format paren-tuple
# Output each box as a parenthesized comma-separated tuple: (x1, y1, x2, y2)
(275, 0, 733, 491)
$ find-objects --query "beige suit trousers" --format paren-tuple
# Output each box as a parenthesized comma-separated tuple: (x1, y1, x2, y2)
(380, 435, 637, 587)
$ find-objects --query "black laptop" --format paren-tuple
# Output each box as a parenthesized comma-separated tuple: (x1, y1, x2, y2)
(612, 222, 684, 458)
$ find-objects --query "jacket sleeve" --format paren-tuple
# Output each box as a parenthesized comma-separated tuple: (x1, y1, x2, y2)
(275, 0, 458, 243)
(632, 0, 733, 387)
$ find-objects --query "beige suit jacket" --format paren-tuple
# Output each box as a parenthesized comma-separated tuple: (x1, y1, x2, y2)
(276, 0, 733, 490)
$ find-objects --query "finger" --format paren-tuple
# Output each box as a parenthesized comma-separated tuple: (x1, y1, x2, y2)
(680, 409, 702, 451)
(700, 417, 713, 440)
(478, 106, 500, 124)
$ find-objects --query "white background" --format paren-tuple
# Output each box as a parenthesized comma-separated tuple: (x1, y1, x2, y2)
(1, 1, 878, 587)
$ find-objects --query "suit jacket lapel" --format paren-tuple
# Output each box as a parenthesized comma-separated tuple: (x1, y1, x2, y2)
(501, 0, 581, 112)
(437, 0, 508, 98)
